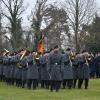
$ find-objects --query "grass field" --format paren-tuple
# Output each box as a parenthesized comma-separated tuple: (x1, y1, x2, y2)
(0, 79, 100, 100)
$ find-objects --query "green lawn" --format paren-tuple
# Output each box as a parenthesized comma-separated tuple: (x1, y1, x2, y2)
(0, 79, 100, 100)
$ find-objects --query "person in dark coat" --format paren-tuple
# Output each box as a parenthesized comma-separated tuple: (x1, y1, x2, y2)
(15, 66, 22, 87)
(87, 54, 95, 78)
(0, 53, 3, 81)
(10, 55, 16, 85)
(49, 45, 63, 92)
(62, 49, 74, 89)
(72, 55, 79, 88)
(14, 53, 22, 87)
(77, 50, 90, 89)
(27, 52, 39, 89)
(2, 56, 6, 81)
(93, 53, 100, 78)
(39, 51, 50, 89)
(6, 54, 16, 85)
(6, 55, 13, 85)
(3, 54, 9, 83)
(35, 53, 41, 87)
(21, 56, 28, 88)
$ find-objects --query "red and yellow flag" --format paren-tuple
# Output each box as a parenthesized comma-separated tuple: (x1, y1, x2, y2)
(37, 33, 44, 53)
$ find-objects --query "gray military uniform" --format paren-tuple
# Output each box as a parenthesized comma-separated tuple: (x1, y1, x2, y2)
(10, 56, 16, 80)
(72, 57, 79, 79)
(6, 56, 12, 79)
(39, 55, 50, 81)
(62, 53, 73, 80)
(77, 56, 90, 79)
(21, 57, 28, 82)
(2, 56, 8, 78)
(49, 52, 63, 81)
(27, 54, 39, 80)
(14, 54, 22, 80)
(0, 56, 3, 78)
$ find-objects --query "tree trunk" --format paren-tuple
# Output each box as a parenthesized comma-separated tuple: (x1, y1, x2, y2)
(75, 0, 79, 52)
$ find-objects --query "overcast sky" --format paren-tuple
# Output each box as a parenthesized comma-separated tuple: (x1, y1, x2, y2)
(2, 0, 99, 28)
(96, 0, 100, 5)
(22, 0, 100, 28)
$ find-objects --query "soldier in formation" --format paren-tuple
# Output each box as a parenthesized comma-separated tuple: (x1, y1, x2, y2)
(0, 47, 99, 92)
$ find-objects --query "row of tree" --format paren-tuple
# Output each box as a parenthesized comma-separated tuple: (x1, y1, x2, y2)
(0, 0, 99, 53)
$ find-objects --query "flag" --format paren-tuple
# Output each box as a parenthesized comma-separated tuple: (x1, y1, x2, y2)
(37, 33, 44, 53)
(37, 39, 44, 53)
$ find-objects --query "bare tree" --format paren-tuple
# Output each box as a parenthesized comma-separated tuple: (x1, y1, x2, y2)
(44, 5, 69, 49)
(31, 0, 69, 50)
(0, 0, 3, 50)
(61, 0, 96, 52)
(31, 0, 54, 50)
(1, 0, 25, 50)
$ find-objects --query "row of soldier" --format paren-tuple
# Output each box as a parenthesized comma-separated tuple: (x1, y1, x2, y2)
(0, 46, 100, 92)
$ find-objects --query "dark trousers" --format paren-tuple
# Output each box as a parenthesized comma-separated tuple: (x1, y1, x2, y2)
(22, 81, 26, 88)
(41, 80, 50, 89)
(27, 79, 38, 89)
(7, 78, 15, 85)
(45, 80, 50, 89)
(78, 79, 89, 89)
(0, 75, 3, 81)
(96, 69, 100, 78)
(73, 79, 78, 88)
(41, 80, 45, 88)
(16, 79, 22, 87)
(63, 79, 73, 89)
(50, 80, 61, 92)
(2, 75, 6, 82)
(5, 78, 10, 85)
(11, 79, 15, 85)
(6, 78, 13, 85)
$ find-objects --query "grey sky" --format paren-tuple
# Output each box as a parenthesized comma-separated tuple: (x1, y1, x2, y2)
(21, 0, 100, 27)
(96, 0, 100, 5)
(1, 0, 100, 27)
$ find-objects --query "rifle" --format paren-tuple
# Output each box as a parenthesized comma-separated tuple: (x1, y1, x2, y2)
(68, 55, 73, 67)
(20, 50, 27, 61)
(16, 50, 27, 68)
(85, 56, 89, 67)
(4, 49, 9, 53)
